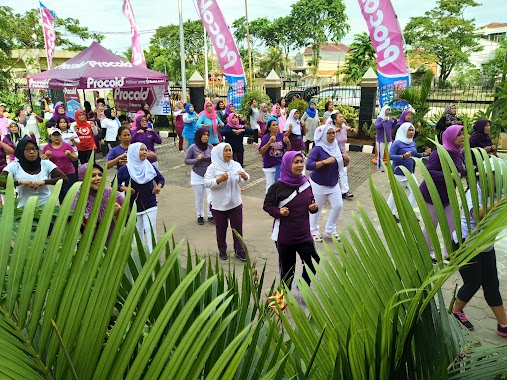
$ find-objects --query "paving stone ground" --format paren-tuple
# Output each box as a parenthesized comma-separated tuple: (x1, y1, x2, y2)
(100, 137, 507, 346)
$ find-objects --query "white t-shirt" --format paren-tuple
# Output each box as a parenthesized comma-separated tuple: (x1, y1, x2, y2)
(3, 160, 57, 207)
(101, 118, 120, 141)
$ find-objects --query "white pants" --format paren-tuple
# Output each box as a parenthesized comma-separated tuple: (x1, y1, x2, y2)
(136, 207, 157, 253)
(376, 142, 392, 169)
(263, 168, 276, 194)
(387, 174, 418, 212)
(339, 166, 349, 194)
(310, 190, 343, 235)
(192, 184, 213, 217)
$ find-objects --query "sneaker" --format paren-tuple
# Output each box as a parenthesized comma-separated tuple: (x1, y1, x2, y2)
(452, 310, 474, 331)
(324, 232, 341, 242)
(235, 251, 247, 261)
(208, 217, 214, 224)
(197, 217, 204, 225)
(219, 251, 228, 260)
(342, 192, 354, 199)
(179, 150, 186, 154)
(312, 234, 323, 243)
(497, 324, 507, 337)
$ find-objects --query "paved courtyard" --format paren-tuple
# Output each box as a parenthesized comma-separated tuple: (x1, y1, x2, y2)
(100, 137, 507, 346)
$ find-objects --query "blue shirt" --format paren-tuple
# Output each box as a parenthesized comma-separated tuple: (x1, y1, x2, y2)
(196, 114, 223, 145)
(389, 140, 422, 176)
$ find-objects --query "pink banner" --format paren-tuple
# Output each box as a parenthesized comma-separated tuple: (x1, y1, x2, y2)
(39, 2, 56, 69)
(358, 0, 408, 78)
(122, 0, 146, 68)
(197, 0, 245, 81)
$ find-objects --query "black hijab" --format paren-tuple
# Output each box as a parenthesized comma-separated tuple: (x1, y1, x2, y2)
(15, 138, 41, 172)
(104, 108, 116, 120)
(194, 127, 209, 152)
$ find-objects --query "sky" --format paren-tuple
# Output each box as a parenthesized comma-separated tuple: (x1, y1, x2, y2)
(3, 0, 502, 56)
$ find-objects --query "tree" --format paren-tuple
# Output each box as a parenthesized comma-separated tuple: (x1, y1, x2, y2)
(481, 38, 507, 87)
(340, 32, 376, 84)
(404, 0, 482, 87)
(289, 0, 349, 75)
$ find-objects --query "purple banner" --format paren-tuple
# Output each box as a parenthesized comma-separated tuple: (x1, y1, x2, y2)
(122, 0, 147, 68)
(39, 2, 56, 69)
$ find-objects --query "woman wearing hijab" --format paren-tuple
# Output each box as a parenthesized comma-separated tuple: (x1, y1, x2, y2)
(257, 102, 270, 136)
(131, 114, 162, 168)
(1, 138, 68, 207)
(386, 122, 431, 221)
(41, 127, 78, 203)
(469, 119, 497, 156)
(140, 102, 153, 124)
(0, 132, 14, 171)
(204, 142, 250, 261)
(5, 121, 35, 162)
(118, 142, 165, 253)
(420, 125, 466, 262)
(100, 108, 121, 149)
(436, 104, 462, 140)
(45, 102, 75, 129)
(196, 100, 224, 146)
(221, 103, 245, 125)
(83, 101, 94, 120)
(263, 151, 320, 289)
(331, 112, 355, 199)
(306, 124, 349, 242)
(394, 109, 422, 139)
(302, 100, 320, 153)
(73, 163, 123, 244)
(19, 105, 43, 144)
(375, 105, 397, 172)
(220, 113, 256, 167)
(270, 103, 286, 132)
(185, 127, 214, 225)
(284, 109, 306, 152)
(74, 110, 98, 165)
(183, 103, 199, 147)
(173, 101, 186, 153)
(248, 99, 260, 140)
(259, 118, 291, 193)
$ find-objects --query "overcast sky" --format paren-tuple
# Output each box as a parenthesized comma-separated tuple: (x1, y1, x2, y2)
(4, 0, 501, 55)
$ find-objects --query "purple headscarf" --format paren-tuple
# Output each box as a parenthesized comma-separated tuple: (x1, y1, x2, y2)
(279, 151, 308, 187)
(396, 109, 412, 127)
(469, 119, 492, 149)
(52, 102, 72, 123)
(224, 103, 235, 118)
(442, 125, 464, 154)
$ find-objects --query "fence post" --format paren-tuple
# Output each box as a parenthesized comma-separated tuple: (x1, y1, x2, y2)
(359, 67, 378, 139)
(264, 70, 282, 105)
(188, 71, 205, 113)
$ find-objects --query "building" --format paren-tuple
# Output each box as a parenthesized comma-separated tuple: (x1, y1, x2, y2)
(468, 22, 507, 69)
(292, 42, 349, 83)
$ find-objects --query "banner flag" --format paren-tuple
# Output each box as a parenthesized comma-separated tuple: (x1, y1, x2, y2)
(197, 0, 246, 109)
(122, 0, 147, 67)
(39, 2, 56, 69)
(358, 0, 410, 107)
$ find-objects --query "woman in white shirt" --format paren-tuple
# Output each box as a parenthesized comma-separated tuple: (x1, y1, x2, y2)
(204, 142, 249, 261)
(101, 108, 121, 149)
(19, 105, 43, 144)
(1, 138, 68, 207)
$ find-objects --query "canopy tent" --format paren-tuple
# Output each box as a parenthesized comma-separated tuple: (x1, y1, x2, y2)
(27, 41, 167, 90)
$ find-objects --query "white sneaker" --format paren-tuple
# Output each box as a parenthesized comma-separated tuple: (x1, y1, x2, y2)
(324, 232, 341, 242)
(312, 234, 323, 243)
(179, 150, 186, 154)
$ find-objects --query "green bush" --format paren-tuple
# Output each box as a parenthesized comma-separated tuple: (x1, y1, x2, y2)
(336, 105, 358, 130)
(239, 90, 271, 112)
(0, 89, 26, 116)
(286, 99, 308, 117)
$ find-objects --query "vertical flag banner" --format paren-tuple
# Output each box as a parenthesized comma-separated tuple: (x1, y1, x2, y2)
(197, 0, 246, 109)
(122, 0, 147, 68)
(39, 2, 56, 69)
(358, 0, 410, 107)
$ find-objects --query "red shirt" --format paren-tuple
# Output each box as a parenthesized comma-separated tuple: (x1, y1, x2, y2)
(75, 124, 96, 151)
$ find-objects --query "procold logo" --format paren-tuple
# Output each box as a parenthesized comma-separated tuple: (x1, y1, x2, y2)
(63, 87, 77, 95)
(114, 87, 149, 101)
(87, 77, 125, 89)
(28, 78, 50, 89)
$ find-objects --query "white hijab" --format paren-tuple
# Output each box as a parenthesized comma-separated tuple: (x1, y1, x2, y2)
(395, 122, 414, 144)
(314, 124, 343, 169)
(325, 110, 339, 125)
(210, 142, 242, 205)
(126, 142, 157, 184)
(283, 109, 302, 135)
(378, 105, 391, 120)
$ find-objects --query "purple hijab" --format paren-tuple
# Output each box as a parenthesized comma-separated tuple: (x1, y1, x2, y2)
(442, 125, 464, 154)
(396, 109, 412, 127)
(279, 151, 308, 187)
(469, 119, 492, 148)
(224, 103, 235, 118)
(52, 102, 73, 123)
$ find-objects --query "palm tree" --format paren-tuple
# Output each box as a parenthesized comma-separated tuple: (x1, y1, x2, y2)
(340, 32, 376, 84)
(258, 47, 283, 76)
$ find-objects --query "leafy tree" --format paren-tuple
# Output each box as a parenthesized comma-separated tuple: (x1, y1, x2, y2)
(404, 0, 482, 88)
(481, 38, 507, 87)
(258, 47, 284, 76)
(449, 63, 481, 88)
(289, 0, 349, 75)
(340, 32, 376, 84)
(232, 16, 270, 48)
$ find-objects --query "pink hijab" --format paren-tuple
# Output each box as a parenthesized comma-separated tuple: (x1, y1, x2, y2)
(270, 104, 286, 132)
(201, 100, 218, 135)
(227, 113, 242, 129)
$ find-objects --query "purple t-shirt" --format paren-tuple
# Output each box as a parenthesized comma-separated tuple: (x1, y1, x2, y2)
(106, 144, 128, 169)
(131, 128, 162, 162)
(42, 142, 75, 175)
(375, 117, 395, 143)
(0, 136, 14, 171)
(259, 133, 286, 168)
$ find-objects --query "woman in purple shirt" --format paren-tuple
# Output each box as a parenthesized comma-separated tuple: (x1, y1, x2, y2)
(306, 124, 350, 242)
(184, 127, 214, 225)
(375, 105, 397, 172)
(420, 125, 466, 262)
(331, 112, 354, 199)
(131, 114, 162, 168)
(263, 151, 319, 289)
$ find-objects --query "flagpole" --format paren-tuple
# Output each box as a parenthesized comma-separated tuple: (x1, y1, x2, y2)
(244, 0, 253, 90)
(204, 27, 209, 91)
(178, 0, 187, 102)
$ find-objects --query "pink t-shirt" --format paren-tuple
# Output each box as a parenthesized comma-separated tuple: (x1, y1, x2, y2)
(42, 142, 76, 175)
(336, 124, 349, 154)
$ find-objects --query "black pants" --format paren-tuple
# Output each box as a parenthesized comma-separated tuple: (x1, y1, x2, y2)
(59, 172, 77, 204)
(453, 240, 502, 307)
(107, 140, 119, 149)
(305, 140, 314, 153)
(78, 150, 93, 165)
(233, 151, 244, 167)
(276, 240, 320, 290)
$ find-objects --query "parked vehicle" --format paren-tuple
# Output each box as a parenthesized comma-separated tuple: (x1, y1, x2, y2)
(284, 86, 320, 103)
(311, 86, 362, 109)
